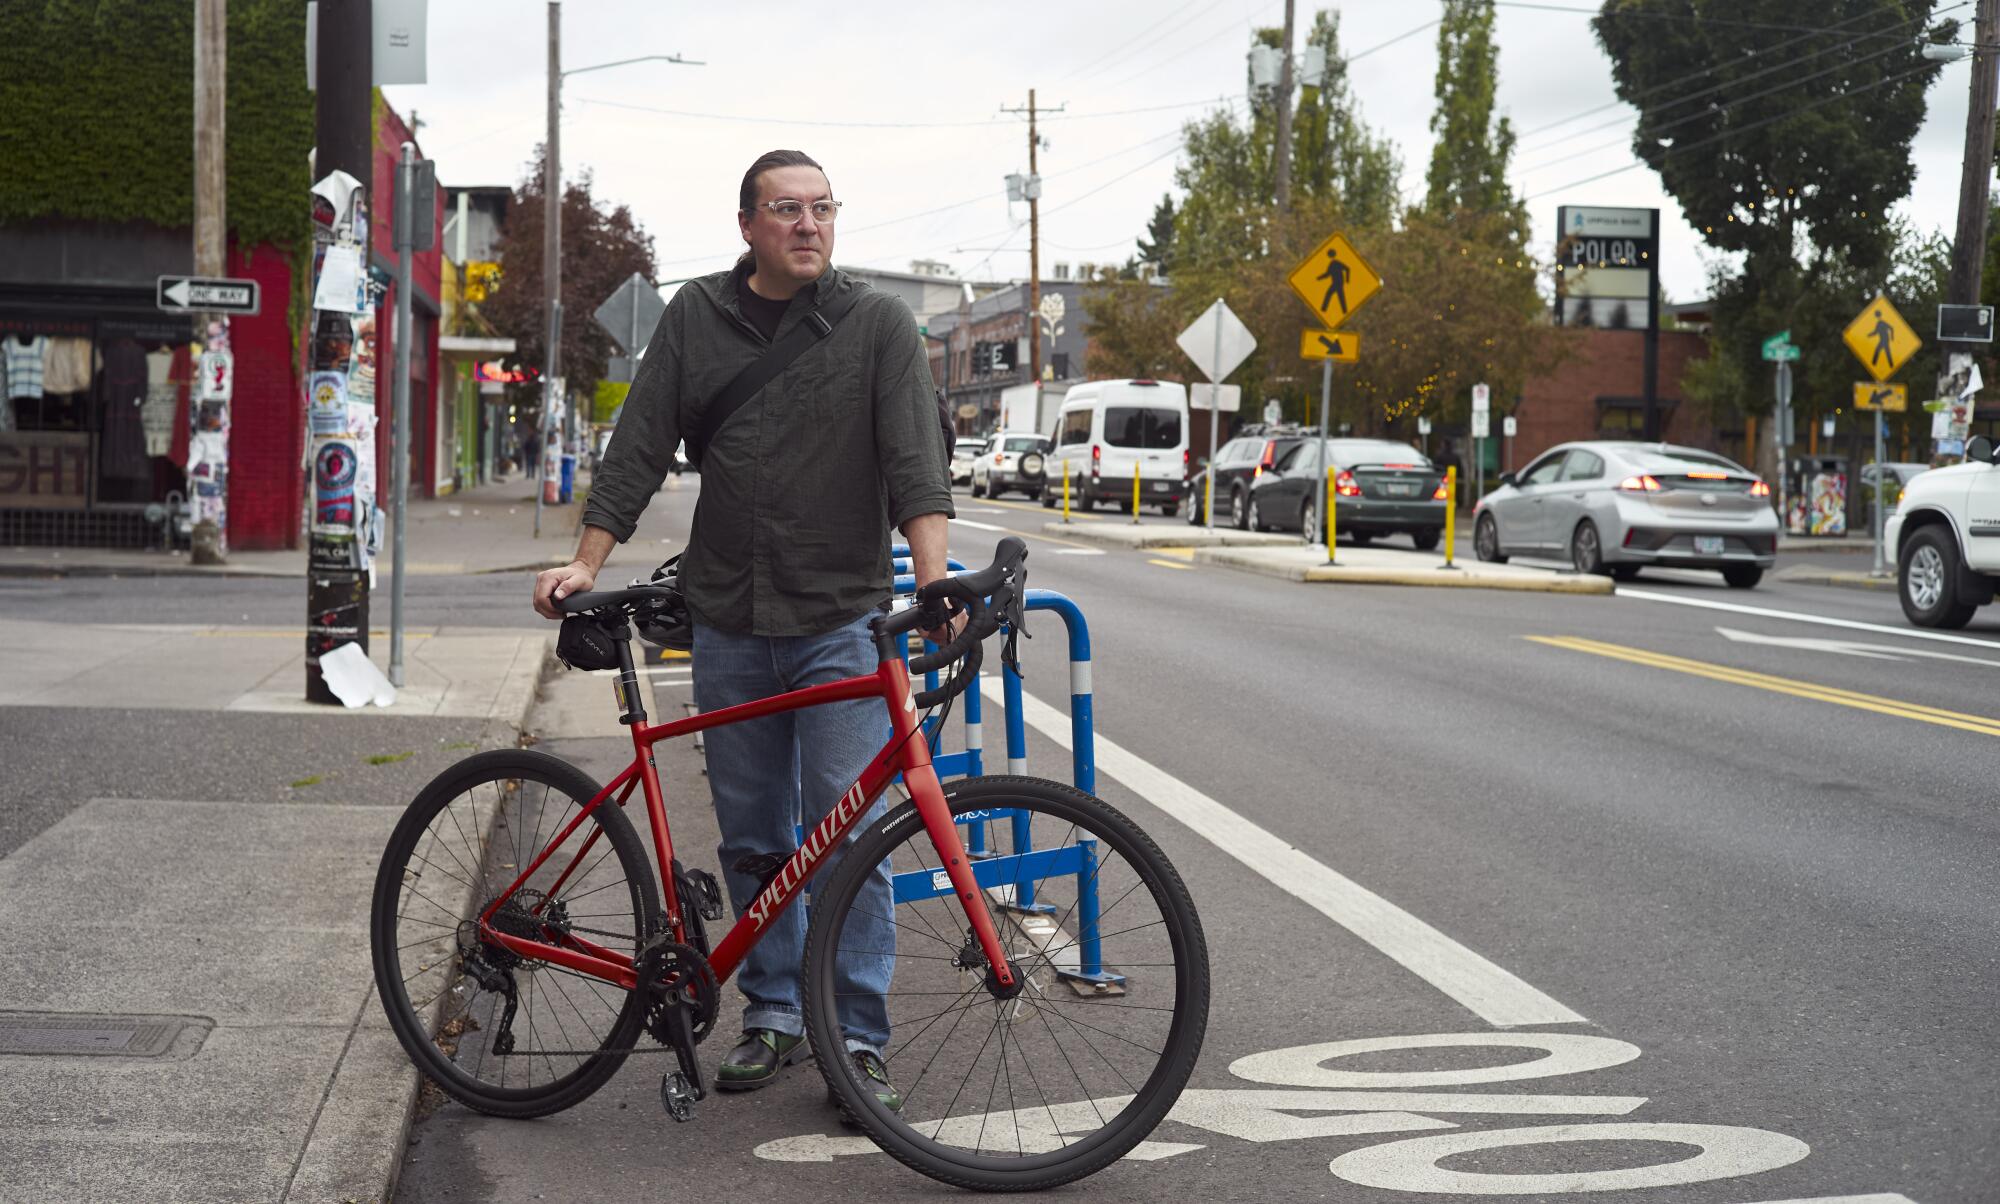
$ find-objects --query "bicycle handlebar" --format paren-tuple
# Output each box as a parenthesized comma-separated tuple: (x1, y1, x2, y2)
(878, 537, 1027, 709)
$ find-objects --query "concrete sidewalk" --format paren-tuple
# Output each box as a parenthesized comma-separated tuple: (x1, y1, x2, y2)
(0, 474, 617, 579)
(0, 617, 554, 1204)
(1051, 520, 1612, 594)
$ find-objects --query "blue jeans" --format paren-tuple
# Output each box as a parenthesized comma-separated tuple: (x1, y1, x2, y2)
(692, 611, 895, 1053)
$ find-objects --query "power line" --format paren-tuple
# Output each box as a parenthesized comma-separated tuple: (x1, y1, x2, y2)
(1522, 54, 1958, 202)
(1514, 0, 1964, 146)
(1102, 0, 1286, 92)
(1053, 0, 1212, 86)
(572, 93, 1230, 129)
(1496, 0, 1942, 39)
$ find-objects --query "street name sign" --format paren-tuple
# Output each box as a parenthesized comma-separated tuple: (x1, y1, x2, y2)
(1854, 381, 1907, 413)
(1503, 415, 1518, 438)
(1843, 292, 1920, 382)
(1761, 331, 1794, 361)
(1298, 328, 1360, 362)
(1286, 231, 1381, 331)
(1176, 299, 1256, 383)
(156, 275, 260, 316)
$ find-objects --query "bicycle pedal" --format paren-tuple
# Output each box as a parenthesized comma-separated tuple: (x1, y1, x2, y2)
(660, 1070, 700, 1123)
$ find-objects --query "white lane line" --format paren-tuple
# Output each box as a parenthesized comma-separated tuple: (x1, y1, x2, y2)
(982, 679, 1586, 1028)
(1727, 1196, 1918, 1204)
(1617, 586, 2000, 650)
(1053, 548, 1106, 556)
(1716, 625, 2000, 668)
(949, 518, 1011, 532)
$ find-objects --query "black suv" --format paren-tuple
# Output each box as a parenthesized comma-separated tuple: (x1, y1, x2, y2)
(1185, 427, 1313, 528)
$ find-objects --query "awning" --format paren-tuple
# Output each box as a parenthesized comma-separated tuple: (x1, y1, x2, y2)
(439, 335, 516, 361)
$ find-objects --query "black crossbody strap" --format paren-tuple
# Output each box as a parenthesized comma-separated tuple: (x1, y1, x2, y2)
(688, 292, 855, 468)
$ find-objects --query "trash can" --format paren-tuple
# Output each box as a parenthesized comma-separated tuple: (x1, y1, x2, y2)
(1787, 455, 1847, 536)
(559, 453, 577, 504)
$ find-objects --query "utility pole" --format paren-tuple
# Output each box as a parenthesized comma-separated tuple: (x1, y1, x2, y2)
(1027, 88, 1042, 390)
(1272, 0, 1296, 206)
(537, 0, 562, 537)
(1946, 0, 2000, 310)
(192, 0, 227, 564)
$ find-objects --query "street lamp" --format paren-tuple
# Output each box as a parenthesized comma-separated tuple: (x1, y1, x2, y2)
(537, 0, 703, 537)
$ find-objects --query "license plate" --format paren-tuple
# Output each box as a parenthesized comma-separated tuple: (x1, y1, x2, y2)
(1384, 482, 1417, 497)
(1694, 535, 1725, 555)
(1151, 482, 1170, 492)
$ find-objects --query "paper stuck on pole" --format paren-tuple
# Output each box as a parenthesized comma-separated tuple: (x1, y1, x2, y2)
(318, 641, 397, 708)
(313, 244, 367, 314)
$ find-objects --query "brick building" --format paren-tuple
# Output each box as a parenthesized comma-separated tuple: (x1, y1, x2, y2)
(1508, 323, 1739, 473)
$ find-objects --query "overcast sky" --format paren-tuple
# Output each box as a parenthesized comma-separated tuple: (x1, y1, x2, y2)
(386, 0, 1980, 305)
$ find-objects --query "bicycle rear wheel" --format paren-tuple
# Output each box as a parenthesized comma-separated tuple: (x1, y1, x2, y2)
(803, 775, 1209, 1191)
(370, 749, 662, 1118)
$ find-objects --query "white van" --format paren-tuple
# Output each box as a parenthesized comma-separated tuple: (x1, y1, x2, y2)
(1041, 380, 1190, 515)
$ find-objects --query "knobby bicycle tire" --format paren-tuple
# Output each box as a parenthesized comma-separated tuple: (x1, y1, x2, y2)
(802, 775, 1210, 1191)
(370, 748, 663, 1118)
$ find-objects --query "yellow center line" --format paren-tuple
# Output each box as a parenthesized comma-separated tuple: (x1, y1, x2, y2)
(1150, 546, 1196, 560)
(1146, 558, 1194, 571)
(1528, 635, 2000, 738)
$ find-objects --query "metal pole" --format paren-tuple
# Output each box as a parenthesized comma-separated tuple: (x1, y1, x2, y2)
(1028, 89, 1042, 390)
(1947, 0, 2000, 310)
(1317, 357, 1331, 560)
(1872, 411, 1888, 576)
(1205, 300, 1221, 530)
(390, 144, 416, 688)
(536, 0, 562, 538)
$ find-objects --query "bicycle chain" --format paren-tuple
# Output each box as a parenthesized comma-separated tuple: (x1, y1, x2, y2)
(477, 931, 720, 1060)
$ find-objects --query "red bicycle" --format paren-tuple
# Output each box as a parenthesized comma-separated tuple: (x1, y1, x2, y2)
(370, 539, 1210, 1190)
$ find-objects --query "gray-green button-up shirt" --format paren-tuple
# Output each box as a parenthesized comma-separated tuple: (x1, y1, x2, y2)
(582, 263, 955, 636)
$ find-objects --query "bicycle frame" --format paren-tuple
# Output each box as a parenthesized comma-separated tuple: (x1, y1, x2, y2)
(474, 637, 1019, 995)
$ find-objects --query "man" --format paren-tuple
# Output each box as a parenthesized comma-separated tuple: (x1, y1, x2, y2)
(532, 150, 953, 1117)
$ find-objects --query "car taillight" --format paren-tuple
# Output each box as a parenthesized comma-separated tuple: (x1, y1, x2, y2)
(1091, 444, 1101, 477)
(1619, 474, 1663, 492)
(1749, 480, 1771, 497)
(1432, 481, 1449, 500)
(1260, 441, 1276, 469)
(993, 452, 1004, 464)
(1335, 470, 1361, 498)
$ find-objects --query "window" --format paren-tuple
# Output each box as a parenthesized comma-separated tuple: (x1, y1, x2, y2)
(1273, 443, 1309, 472)
(1050, 352, 1070, 379)
(1060, 409, 1092, 446)
(1560, 450, 1605, 481)
(1003, 435, 1042, 453)
(1520, 455, 1566, 487)
(1104, 406, 1181, 449)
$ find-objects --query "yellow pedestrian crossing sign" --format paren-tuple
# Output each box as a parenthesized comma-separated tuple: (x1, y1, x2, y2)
(1853, 381, 1907, 413)
(1287, 230, 1381, 330)
(1842, 292, 1920, 382)
(1300, 329, 1361, 362)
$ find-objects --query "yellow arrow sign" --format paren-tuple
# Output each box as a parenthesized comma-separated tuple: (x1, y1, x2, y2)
(1287, 231, 1381, 330)
(1300, 328, 1361, 362)
(1842, 292, 1920, 382)
(1853, 381, 1907, 413)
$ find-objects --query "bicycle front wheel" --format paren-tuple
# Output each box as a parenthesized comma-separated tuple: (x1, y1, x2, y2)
(803, 775, 1209, 1191)
(370, 749, 661, 1118)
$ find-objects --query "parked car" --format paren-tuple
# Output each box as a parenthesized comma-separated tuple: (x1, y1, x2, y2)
(1887, 435, 2000, 627)
(1043, 379, 1189, 515)
(1859, 461, 1929, 510)
(971, 433, 1050, 499)
(1473, 441, 1778, 587)
(1184, 429, 1314, 527)
(1241, 438, 1447, 547)
(950, 436, 988, 486)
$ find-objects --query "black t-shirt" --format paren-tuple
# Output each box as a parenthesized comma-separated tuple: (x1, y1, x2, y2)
(735, 272, 790, 341)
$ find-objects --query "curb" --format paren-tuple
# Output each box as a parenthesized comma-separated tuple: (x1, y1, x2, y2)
(1192, 548, 1615, 594)
(1041, 521, 1298, 550)
(1777, 570, 1897, 592)
(295, 633, 555, 1204)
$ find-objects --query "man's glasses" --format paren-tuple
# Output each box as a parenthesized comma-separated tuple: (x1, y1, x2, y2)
(757, 199, 842, 224)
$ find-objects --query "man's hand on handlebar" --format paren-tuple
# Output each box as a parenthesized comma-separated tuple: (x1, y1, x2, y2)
(533, 560, 598, 621)
(918, 598, 969, 650)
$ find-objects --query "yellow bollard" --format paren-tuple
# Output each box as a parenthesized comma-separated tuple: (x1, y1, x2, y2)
(1131, 462, 1142, 524)
(1442, 465, 1458, 570)
(1326, 465, 1337, 564)
(1062, 463, 1071, 523)
(1205, 469, 1214, 527)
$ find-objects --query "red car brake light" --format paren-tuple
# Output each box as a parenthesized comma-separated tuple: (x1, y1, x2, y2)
(1090, 443, 1101, 478)
(1334, 470, 1361, 498)
(1749, 480, 1771, 497)
(1432, 481, 1449, 500)
(1619, 474, 1663, 492)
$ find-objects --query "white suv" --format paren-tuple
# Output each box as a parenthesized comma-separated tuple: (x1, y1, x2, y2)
(1885, 436, 2000, 627)
(971, 433, 1050, 500)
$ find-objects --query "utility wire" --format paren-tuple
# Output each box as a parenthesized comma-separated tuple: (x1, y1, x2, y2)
(1052, 0, 1212, 86)
(1522, 54, 1958, 202)
(573, 94, 1229, 129)
(1496, 0, 1948, 40)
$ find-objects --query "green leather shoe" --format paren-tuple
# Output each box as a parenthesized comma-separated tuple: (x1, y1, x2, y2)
(832, 1049, 903, 1126)
(714, 1028, 807, 1091)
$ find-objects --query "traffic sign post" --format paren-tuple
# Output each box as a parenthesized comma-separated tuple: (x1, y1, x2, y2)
(1176, 299, 1256, 531)
(1852, 381, 1907, 412)
(1286, 229, 1382, 562)
(156, 274, 261, 316)
(1299, 329, 1360, 362)
(1471, 383, 1491, 505)
(593, 272, 666, 383)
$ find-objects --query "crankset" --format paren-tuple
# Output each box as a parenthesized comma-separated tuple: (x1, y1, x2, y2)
(638, 936, 717, 1122)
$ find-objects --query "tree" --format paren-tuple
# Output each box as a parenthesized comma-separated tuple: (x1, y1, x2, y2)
(1081, 273, 1195, 380)
(1424, 0, 1521, 236)
(1290, 9, 1403, 227)
(482, 146, 657, 409)
(1133, 194, 1177, 277)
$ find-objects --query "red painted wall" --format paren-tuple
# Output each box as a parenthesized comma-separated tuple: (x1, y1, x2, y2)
(223, 242, 302, 550)
(369, 103, 445, 503)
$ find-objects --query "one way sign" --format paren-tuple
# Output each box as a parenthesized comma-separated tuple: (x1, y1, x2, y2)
(1299, 328, 1360, 363)
(156, 275, 261, 316)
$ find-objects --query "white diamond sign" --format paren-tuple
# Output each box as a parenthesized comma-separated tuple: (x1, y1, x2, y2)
(1177, 299, 1256, 383)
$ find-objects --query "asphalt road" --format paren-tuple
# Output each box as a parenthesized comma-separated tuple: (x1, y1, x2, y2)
(7, 481, 1996, 1202)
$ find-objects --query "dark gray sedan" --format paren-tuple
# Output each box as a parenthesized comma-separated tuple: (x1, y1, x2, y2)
(1244, 438, 1448, 548)
(1473, 441, 1779, 587)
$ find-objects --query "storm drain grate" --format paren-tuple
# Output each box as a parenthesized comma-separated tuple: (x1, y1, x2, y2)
(0, 1013, 209, 1058)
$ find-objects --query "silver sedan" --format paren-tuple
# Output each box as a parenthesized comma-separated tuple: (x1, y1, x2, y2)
(1473, 441, 1780, 588)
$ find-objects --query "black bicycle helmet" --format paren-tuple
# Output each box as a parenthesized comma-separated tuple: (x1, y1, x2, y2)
(630, 555, 693, 652)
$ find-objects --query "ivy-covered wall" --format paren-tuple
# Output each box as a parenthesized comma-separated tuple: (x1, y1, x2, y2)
(0, 0, 313, 252)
